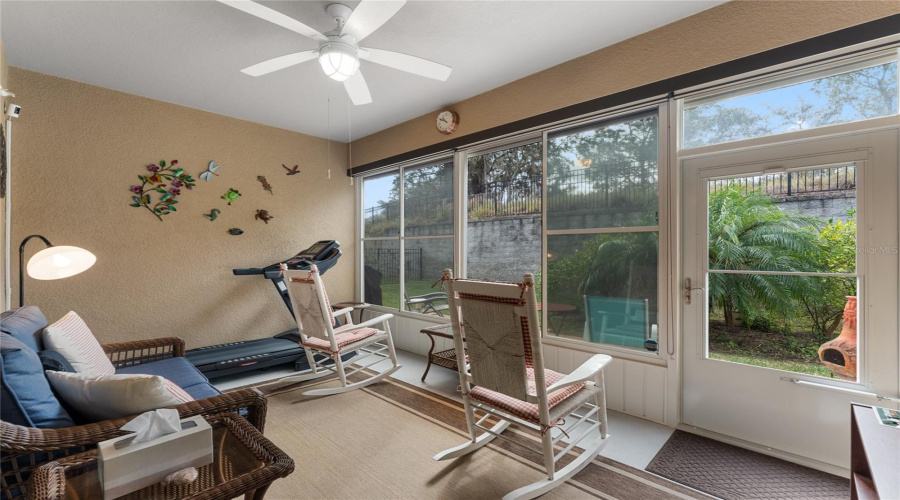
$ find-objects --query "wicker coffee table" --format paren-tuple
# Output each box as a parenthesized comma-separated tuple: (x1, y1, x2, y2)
(28, 413, 294, 500)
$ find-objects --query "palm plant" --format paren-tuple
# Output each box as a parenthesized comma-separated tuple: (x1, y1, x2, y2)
(579, 232, 658, 297)
(707, 184, 822, 327)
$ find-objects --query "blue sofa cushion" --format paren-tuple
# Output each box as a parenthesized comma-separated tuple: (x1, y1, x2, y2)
(116, 356, 210, 390)
(182, 381, 222, 400)
(0, 333, 74, 428)
(38, 350, 76, 373)
(0, 306, 48, 352)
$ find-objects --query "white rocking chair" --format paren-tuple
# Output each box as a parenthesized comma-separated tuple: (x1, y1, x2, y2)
(282, 264, 401, 396)
(433, 270, 612, 500)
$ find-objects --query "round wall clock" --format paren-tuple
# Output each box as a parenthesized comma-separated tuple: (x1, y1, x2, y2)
(436, 110, 459, 135)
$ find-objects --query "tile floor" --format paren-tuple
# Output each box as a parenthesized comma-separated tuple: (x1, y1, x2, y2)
(212, 349, 674, 470)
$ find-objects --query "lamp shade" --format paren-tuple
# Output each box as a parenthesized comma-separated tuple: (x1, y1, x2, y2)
(26, 246, 96, 281)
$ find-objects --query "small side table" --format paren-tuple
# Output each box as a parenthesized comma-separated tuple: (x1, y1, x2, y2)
(331, 301, 371, 325)
(538, 302, 577, 335)
(850, 403, 899, 500)
(28, 413, 294, 500)
(420, 323, 460, 382)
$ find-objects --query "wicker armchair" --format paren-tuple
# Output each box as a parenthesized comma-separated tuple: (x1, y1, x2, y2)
(0, 337, 267, 500)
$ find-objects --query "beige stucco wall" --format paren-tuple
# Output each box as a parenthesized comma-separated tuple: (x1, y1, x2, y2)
(350, 0, 900, 167)
(9, 68, 354, 348)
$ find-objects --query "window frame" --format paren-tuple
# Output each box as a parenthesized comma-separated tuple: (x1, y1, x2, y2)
(700, 160, 864, 383)
(539, 105, 670, 359)
(678, 48, 900, 152)
(461, 133, 543, 280)
(358, 156, 455, 317)
(355, 104, 673, 361)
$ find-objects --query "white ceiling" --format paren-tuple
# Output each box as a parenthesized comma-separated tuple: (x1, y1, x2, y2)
(1, 1, 723, 141)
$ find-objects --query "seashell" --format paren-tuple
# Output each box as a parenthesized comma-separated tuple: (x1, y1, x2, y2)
(163, 467, 198, 486)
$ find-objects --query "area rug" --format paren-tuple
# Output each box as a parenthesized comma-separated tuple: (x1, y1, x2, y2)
(245, 374, 709, 499)
(646, 430, 848, 500)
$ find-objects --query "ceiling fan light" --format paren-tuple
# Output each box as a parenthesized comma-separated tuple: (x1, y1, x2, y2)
(318, 45, 359, 82)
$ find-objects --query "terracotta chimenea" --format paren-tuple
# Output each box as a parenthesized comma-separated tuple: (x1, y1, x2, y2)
(818, 296, 857, 380)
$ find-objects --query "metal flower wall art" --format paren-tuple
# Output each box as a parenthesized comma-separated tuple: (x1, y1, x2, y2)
(129, 159, 196, 221)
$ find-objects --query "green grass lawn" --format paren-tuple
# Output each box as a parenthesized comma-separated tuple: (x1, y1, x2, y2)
(378, 280, 443, 312)
(709, 352, 834, 378)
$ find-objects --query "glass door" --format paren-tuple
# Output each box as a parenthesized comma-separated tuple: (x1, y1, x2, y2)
(681, 129, 899, 469)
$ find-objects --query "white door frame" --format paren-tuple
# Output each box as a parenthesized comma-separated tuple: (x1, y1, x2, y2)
(677, 120, 900, 474)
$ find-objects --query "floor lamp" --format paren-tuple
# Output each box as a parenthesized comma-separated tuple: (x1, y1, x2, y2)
(19, 234, 96, 307)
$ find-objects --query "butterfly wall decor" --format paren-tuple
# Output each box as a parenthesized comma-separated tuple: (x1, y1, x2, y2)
(200, 161, 222, 182)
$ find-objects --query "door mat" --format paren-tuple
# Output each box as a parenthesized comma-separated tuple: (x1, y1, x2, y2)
(646, 430, 848, 499)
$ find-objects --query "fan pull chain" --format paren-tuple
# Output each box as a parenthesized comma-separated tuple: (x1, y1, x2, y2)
(348, 96, 353, 185)
(326, 82, 332, 178)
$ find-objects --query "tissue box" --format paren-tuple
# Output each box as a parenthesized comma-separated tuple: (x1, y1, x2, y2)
(98, 415, 213, 499)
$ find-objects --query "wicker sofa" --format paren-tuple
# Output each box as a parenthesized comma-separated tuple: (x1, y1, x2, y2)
(0, 331, 267, 500)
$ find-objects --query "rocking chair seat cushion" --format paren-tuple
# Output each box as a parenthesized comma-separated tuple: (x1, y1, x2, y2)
(468, 367, 585, 423)
(301, 326, 379, 353)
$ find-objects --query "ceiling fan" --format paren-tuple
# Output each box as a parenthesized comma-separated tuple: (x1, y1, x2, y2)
(217, 0, 452, 105)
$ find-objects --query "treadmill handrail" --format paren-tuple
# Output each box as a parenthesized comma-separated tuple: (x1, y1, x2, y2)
(233, 268, 265, 275)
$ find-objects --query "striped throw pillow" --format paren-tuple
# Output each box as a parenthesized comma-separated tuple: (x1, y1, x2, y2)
(42, 311, 115, 377)
(45, 371, 194, 421)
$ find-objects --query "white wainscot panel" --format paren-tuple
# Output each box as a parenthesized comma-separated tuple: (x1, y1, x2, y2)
(604, 357, 626, 412)
(545, 345, 668, 425)
(389, 314, 448, 356)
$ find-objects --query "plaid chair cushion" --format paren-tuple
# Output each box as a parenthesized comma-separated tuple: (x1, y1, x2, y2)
(302, 327, 378, 353)
(468, 367, 584, 423)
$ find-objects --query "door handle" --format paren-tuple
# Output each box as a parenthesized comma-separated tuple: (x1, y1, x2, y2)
(684, 277, 704, 305)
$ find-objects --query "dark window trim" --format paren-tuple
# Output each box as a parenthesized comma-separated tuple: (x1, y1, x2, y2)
(348, 14, 899, 177)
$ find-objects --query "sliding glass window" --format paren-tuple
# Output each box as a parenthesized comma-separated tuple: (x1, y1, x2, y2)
(544, 111, 662, 352)
(682, 54, 899, 149)
(466, 140, 542, 281)
(403, 162, 454, 315)
(360, 160, 454, 316)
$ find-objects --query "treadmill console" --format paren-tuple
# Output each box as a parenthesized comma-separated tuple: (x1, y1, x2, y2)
(297, 240, 339, 261)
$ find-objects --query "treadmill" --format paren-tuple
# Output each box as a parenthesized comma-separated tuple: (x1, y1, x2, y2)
(186, 240, 345, 379)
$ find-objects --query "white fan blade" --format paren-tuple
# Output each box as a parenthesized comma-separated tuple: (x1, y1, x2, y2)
(341, 0, 406, 43)
(217, 0, 327, 41)
(343, 71, 373, 105)
(361, 48, 452, 81)
(240, 50, 318, 77)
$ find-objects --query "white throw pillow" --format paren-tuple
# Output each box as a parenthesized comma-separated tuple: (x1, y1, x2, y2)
(45, 371, 194, 421)
(42, 311, 115, 377)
